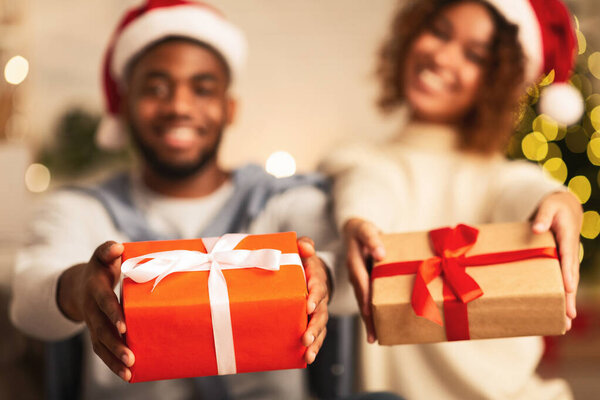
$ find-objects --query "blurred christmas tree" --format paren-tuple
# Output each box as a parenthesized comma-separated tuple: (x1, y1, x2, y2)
(37, 108, 131, 178)
(508, 18, 600, 282)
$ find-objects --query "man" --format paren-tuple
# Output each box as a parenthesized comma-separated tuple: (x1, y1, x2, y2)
(10, 1, 334, 399)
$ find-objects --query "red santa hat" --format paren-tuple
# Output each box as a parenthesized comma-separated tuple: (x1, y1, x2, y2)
(96, 0, 247, 150)
(485, 0, 584, 126)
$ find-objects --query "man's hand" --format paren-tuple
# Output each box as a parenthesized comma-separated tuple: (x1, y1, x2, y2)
(298, 237, 330, 364)
(57, 241, 135, 381)
(343, 218, 386, 344)
(532, 191, 583, 331)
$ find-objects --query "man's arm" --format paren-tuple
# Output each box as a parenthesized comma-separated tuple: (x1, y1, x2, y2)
(57, 241, 135, 381)
(10, 191, 134, 380)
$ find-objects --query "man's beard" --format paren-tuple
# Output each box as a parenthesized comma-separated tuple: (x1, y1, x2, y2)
(128, 124, 223, 180)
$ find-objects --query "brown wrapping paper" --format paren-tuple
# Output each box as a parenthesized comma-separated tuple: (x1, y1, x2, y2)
(371, 222, 567, 345)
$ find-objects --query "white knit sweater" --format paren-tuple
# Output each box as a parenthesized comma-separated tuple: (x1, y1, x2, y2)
(320, 122, 572, 400)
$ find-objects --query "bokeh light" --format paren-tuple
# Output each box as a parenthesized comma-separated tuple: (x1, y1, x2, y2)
(585, 94, 600, 114)
(565, 126, 589, 153)
(588, 52, 600, 80)
(521, 131, 547, 161)
(591, 106, 600, 131)
(532, 115, 559, 141)
(581, 211, 600, 240)
(577, 31, 587, 55)
(588, 137, 600, 166)
(25, 163, 51, 193)
(265, 151, 296, 178)
(542, 158, 568, 184)
(4, 55, 29, 85)
(570, 74, 592, 96)
(539, 70, 555, 87)
(568, 175, 592, 204)
(544, 142, 562, 161)
(583, 113, 597, 137)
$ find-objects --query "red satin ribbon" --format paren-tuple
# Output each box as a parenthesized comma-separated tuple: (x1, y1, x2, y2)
(371, 224, 558, 341)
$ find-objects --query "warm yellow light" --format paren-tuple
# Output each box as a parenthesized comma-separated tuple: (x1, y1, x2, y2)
(532, 115, 558, 141)
(565, 127, 589, 154)
(586, 94, 600, 114)
(568, 176, 591, 204)
(542, 158, 568, 184)
(4, 55, 29, 85)
(539, 70, 555, 87)
(581, 211, 600, 240)
(521, 131, 547, 161)
(579, 242, 584, 263)
(545, 143, 562, 160)
(591, 106, 600, 131)
(588, 137, 600, 166)
(577, 31, 587, 55)
(25, 163, 51, 193)
(265, 151, 296, 178)
(570, 74, 592, 94)
(589, 52, 600, 80)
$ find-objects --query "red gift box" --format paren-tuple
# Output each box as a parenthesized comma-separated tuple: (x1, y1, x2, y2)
(120, 232, 308, 382)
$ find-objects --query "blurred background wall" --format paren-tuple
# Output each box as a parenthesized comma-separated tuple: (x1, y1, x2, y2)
(0, 0, 599, 399)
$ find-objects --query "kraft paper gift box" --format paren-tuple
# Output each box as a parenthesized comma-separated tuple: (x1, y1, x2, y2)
(371, 222, 567, 345)
(120, 231, 308, 382)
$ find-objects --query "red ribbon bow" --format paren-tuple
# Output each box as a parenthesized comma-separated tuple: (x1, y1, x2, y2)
(371, 224, 558, 341)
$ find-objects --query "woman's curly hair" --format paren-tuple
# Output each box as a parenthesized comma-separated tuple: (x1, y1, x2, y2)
(377, 0, 526, 153)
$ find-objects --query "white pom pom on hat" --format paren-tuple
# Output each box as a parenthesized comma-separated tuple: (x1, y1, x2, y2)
(96, 0, 247, 150)
(484, 0, 583, 126)
(538, 83, 585, 126)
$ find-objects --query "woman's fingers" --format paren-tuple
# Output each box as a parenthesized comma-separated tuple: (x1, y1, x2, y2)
(347, 238, 376, 343)
(355, 221, 386, 261)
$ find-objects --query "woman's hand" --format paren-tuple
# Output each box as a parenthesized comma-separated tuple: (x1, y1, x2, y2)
(531, 191, 583, 331)
(343, 218, 386, 343)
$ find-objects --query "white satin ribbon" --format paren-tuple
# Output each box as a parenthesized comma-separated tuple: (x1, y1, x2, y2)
(121, 233, 302, 375)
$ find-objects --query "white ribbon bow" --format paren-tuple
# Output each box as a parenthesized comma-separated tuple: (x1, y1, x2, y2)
(121, 233, 302, 375)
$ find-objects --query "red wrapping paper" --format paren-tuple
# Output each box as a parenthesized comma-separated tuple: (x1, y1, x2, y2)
(121, 231, 308, 382)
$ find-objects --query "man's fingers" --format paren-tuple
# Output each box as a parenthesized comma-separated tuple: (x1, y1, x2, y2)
(91, 339, 132, 382)
(297, 237, 316, 258)
(88, 308, 135, 367)
(303, 303, 328, 346)
(303, 301, 328, 364)
(93, 241, 124, 270)
(305, 324, 327, 364)
(355, 222, 386, 261)
(93, 285, 127, 334)
(305, 258, 328, 314)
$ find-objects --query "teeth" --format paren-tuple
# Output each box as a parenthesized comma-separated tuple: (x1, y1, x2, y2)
(164, 127, 195, 141)
(419, 69, 446, 91)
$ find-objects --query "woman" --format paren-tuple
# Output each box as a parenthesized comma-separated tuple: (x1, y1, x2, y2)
(321, 0, 582, 398)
